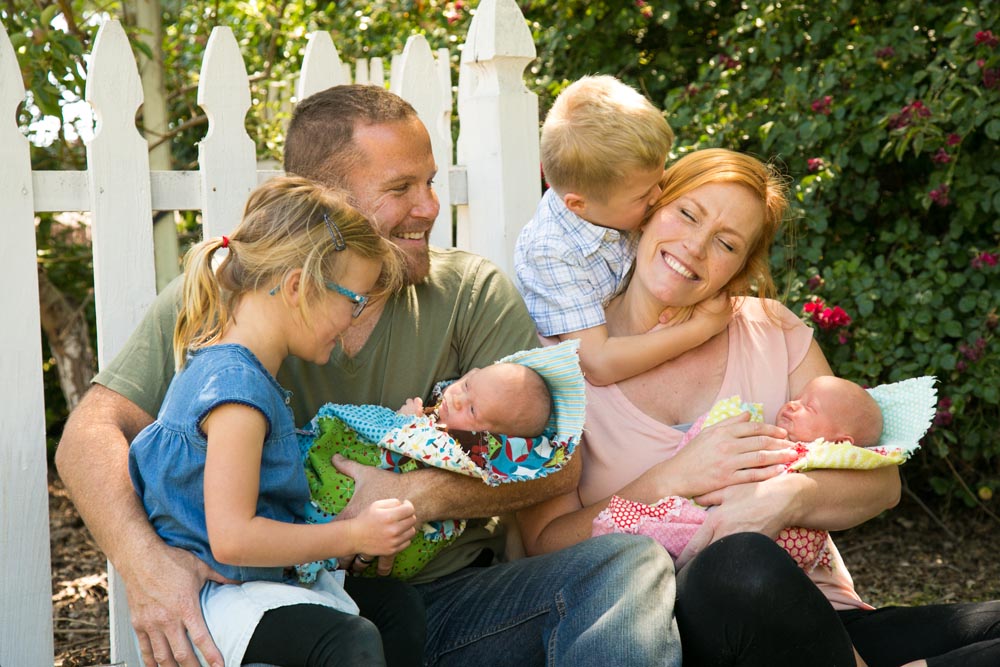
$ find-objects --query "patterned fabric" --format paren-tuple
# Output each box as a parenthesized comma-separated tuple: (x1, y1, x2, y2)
(593, 379, 935, 571)
(514, 188, 639, 336)
(299, 340, 585, 581)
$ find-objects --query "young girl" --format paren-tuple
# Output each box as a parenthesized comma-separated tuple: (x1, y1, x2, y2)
(128, 176, 419, 667)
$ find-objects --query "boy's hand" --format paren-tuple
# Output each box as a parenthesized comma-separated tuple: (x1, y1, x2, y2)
(689, 293, 732, 336)
(398, 397, 424, 416)
(351, 498, 417, 556)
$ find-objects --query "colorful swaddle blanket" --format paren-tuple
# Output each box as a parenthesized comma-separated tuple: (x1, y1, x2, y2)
(593, 376, 936, 571)
(297, 340, 585, 580)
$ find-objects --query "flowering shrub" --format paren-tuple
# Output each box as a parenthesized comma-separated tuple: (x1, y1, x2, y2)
(524, 1, 1000, 507)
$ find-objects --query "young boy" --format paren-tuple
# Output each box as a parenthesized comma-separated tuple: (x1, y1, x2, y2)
(514, 75, 729, 386)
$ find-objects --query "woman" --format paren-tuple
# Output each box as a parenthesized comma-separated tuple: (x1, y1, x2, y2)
(518, 149, 1000, 667)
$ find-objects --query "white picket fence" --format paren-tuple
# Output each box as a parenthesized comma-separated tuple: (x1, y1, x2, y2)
(0, 1, 540, 664)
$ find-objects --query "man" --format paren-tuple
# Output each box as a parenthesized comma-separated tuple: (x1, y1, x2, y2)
(56, 85, 680, 667)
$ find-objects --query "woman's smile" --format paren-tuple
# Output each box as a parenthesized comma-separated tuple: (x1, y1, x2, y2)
(661, 251, 699, 281)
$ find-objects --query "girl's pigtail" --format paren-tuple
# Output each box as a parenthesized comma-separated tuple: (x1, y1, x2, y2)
(172, 237, 231, 371)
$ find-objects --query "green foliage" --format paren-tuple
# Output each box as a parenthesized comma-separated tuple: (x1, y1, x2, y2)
(7, 0, 999, 506)
(523, 0, 1000, 506)
(657, 1, 999, 505)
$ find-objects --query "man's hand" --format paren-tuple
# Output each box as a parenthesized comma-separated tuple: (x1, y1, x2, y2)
(675, 474, 801, 568)
(398, 397, 425, 416)
(125, 545, 232, 667)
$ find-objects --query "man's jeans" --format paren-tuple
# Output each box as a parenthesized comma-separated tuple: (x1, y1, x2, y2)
(416, 533, 680, 666)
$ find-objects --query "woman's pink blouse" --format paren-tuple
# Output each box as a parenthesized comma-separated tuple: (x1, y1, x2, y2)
(580, 297, 871, 611)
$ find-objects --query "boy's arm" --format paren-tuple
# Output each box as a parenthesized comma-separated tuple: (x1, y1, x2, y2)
(565, 295, 730, 386)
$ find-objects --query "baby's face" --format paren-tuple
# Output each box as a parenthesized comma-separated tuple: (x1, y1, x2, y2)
(775, 379, 849, 443)
(438, 366, 506, 433)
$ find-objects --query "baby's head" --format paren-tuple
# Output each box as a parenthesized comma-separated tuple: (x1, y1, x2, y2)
(541, 75, 673, 232)
(438, 363, 552, 438)
(775, 376, 883, 446)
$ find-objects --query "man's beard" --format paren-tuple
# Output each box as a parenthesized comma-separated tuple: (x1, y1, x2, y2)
(403, 245, 431, 285)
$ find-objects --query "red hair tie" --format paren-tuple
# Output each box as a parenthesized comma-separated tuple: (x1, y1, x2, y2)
(221, 236, 230, 248)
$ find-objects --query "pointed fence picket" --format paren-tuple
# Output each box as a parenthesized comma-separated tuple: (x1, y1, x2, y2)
(0, 0, 539, 664)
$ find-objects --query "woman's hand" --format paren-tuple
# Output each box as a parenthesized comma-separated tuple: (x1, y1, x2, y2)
(661, 412, 799, 499)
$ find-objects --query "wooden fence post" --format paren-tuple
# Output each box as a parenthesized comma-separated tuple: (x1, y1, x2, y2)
(85, 20, 158, 666)
(456, 0, 539, 274)
(198, 27, 257, 239)
(393, 35, 453, 248)
(0, 20, 54, 667)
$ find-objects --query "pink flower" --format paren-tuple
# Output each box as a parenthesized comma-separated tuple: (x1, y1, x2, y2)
(807, 157, 824, 172)
(875, 46, 895, 59)
(932, 148, 952, 164)
(807, 274, 825, 290)
(947, 133, 962, 146)
(929, 184, 950, 206)
(971, 251, 999, 269)
(811, 96, 833, 115)
(837, 331, 850, 345)
(975, 30, 998, 48)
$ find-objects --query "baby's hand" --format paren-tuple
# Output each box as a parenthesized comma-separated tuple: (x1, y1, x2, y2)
(352, 498, 417, 556)
(398, 397, 424, 416)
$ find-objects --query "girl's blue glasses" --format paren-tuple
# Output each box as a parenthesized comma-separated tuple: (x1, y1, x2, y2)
(326, 281, 369, 318)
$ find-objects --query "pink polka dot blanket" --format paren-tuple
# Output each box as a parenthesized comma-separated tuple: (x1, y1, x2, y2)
(297, 341, 585, 581)
(593, 376, 936, 571)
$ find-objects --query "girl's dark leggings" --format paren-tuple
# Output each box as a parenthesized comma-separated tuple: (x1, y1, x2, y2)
(676, 532, 1000, 667)
(243, 576, 426, 667)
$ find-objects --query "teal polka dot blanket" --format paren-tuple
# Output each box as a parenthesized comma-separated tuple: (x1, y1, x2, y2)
(296, 340, 585, 581)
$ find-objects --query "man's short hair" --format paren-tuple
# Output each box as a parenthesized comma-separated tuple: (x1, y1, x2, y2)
(284, 84, 419, 188)
(541, 75, 674, 202)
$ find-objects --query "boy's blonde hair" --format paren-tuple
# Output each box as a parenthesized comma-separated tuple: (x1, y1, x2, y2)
(173, 176, 404, 369)
(541, 75, 674, 202)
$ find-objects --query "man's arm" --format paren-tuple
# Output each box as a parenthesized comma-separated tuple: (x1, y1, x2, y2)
(334, 450, 582, 525)
(56, 386, 228, 667)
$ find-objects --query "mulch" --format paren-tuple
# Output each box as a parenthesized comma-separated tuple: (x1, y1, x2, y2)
(49, 470, 1000, 667)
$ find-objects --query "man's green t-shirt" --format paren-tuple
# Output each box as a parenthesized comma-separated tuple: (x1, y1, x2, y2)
(96, 247, 540, 583)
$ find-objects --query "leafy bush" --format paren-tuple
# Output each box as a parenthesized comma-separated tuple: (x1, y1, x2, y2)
(538, 1, 1000, 506)
(9, 1, 998, 505)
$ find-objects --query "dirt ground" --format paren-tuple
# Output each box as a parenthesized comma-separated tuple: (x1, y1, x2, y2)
(49, 470, 1000, 667)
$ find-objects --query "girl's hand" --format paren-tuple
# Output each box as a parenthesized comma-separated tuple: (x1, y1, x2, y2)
(350, 498, 417, 556)
(663, 413, 798, 499)
(398, 397, 424, 416)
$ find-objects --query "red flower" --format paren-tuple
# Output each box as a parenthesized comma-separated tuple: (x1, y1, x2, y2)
(807, 157, 824, 172)
(888, 100, 932, 130)
(932, 148, 952, 164)
(717, 53, 739, 69)
(810, 96, 833, 115)
(874, 46, 895, 59)
(975, 30, 999, 48)
(807, 274, 824, 291)
(803, 298, 852, 330)
(983, 67, 1000, 90)
(947, 133, 962, 146)
(929, 184, 950, 206)
(971, 251, 999, 269)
